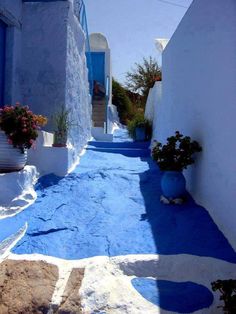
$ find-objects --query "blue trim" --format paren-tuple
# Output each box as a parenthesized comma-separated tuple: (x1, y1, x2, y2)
(0, 20, 6, 107)
(23, 0, 67, 2)
(80, 1, 94, 96)
(105, 75, 110, 133)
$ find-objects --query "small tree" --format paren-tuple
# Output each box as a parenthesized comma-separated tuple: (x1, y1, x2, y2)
(125, 56, 162, 101)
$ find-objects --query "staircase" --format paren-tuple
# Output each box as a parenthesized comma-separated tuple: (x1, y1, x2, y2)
(87, 140, 151, 158)
(92, 98, 106, 127)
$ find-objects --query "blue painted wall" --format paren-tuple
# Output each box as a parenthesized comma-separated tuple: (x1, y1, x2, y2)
(23, 0, 67, 2)
(0, 20, 6, 106)
(91, 52, 105, 86)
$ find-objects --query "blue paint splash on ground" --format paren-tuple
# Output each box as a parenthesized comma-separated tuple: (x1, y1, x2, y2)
(0, 129, 235, 262)
(132, 278, 214, 313)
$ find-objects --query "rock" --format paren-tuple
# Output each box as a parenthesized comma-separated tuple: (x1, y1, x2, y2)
(56, 268, 84, 314)
(0, 259, 58, 314)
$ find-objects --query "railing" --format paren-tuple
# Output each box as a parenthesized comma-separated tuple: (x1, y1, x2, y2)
(105, 75, 110, 134)
(78, 0, 94, 96)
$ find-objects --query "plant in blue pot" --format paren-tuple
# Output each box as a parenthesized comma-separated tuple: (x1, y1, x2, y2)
(127, 113, 152, 142)
(152, 131, 202, 202)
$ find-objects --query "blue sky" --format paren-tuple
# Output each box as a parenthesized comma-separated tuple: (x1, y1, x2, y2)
(85, 0, 193, 84)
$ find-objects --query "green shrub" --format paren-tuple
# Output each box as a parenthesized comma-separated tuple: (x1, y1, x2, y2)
(127, 112, 152, 140)
(152, 131, 202, 171)
(112, 79, 133, 124)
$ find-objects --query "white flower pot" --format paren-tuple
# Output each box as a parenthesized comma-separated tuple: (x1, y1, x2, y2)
(0, 131, 27, 173)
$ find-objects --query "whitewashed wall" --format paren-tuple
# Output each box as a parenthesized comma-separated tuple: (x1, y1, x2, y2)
(145, 81, 162, 141)
(0, 1, 91, 176)
(21, 1, 92, 166)
(153, 0, 236, 249)
(21, 1, 69, 128)
(65, 3, 92, 153)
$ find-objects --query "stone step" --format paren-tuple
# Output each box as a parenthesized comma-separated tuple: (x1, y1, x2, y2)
(93, 106, 106, 112)
(93, 99, 105, 105)
(92, 111, 106, 117)
(93, 122, 104, 127)
(92, 102, 106, 127)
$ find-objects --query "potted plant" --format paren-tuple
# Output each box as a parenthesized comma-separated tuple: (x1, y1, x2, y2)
(152, 131, 202, 200)
(52, 106, 72, 147)
(0, 103, 47, 172)
(128, 113, 152, 142)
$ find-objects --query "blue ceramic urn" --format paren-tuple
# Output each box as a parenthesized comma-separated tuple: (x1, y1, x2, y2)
(161, 171, 186, 199)
(135, 127, 146, 141)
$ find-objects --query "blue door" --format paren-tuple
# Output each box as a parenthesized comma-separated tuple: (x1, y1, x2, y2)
(91, 52, 105, 86)
(0, 20, 6, 106)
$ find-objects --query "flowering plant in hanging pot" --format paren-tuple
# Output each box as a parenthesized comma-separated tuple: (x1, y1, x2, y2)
(0, 103, 47, 172)
(152, 131, 202, 202)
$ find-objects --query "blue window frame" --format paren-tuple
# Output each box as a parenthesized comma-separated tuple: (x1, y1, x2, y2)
(0, 20, 6, 106)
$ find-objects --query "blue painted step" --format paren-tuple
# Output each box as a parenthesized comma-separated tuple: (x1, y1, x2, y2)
(88, 140, 150, 150)
(132, 278, 214, 313)
(86, 147, 150, 158)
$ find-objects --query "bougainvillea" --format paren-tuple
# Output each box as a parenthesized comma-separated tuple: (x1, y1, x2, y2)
(0, 103, 47, 153)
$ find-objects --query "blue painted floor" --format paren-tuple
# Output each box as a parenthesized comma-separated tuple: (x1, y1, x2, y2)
(0, 129, 236, 263)
(132, 278, 214, 313)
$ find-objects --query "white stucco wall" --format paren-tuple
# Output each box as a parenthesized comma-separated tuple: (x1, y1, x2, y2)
(66, 5, 92, 153)
(154, 0, 236, 249)
(0, 165, 38, 217)
(0, 0, 92, 177)
(21, 1, 68, 127)
(145, 81, 162, 142)
(0, 0, 22, 22)
(21, 1, 92, 167)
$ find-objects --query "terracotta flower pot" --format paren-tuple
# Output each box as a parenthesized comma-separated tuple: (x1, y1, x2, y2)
(0, 131, 27, 173)
(53, 131, 67, 147)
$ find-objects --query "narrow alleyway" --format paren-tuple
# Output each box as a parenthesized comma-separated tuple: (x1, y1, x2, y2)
(0, 128, 236, 313)
(0, 128, 235, 262)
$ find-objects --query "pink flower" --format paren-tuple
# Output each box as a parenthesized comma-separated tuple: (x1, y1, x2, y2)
(15, 102, 20, 106)
(22, 128, 27, 133)
(8, 139, 13, 145)
(29, 139, 34, 145)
